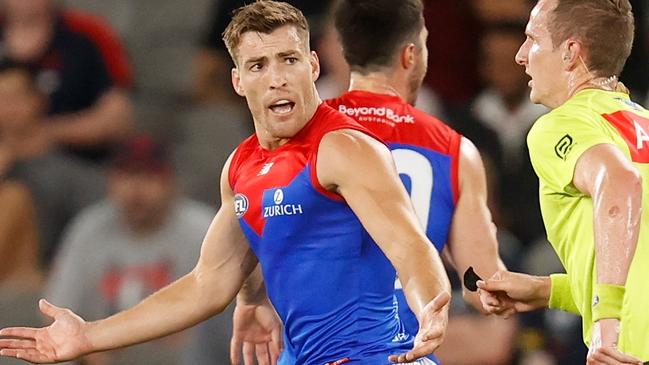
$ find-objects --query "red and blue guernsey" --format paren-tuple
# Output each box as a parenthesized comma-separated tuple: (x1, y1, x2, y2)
(328, 90, 462, 362)
(228, 103, 414, 365)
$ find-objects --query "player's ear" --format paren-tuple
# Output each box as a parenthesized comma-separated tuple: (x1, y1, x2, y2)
(400, 43, 416, 70)
(310, 50, 321, 82)
(231, 67, 245, 96)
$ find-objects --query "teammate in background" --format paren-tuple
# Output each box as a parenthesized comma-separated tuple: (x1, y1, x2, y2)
(477, 0, 649, 363)
(0, 2, 451, 364)
(230, 0, 511, 364)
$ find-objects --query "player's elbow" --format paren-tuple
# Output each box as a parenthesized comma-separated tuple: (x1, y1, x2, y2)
(190, 266, 233, 314)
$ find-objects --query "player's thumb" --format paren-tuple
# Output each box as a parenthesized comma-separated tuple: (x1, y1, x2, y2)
(431, 291, 451, 311)
(39, 299, 61, 319)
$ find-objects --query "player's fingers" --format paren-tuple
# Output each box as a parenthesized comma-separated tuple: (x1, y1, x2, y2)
(388, 341, 438, 363)
(0, 339, 36, 350)
(242, 342, 255, 365)
(429, 291, 451, 311)
(230, 335, 242, 365)
(0, 327, 39, 339)
(420, 326, 443, 342)
(388, 352, 411, 363)
(269, 335, 281, 365)
(255, 343, 270, 365)
(0, 348, 50, 364)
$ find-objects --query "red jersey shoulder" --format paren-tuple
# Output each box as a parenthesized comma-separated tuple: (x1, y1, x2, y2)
(228, 134, 258, 189)
(327, 91, 461, 155)
(306, 103, 379, 142)
(62, 10, 133, 87)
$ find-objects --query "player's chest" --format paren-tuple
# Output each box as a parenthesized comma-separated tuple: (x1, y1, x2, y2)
(233, 149, 318, 235)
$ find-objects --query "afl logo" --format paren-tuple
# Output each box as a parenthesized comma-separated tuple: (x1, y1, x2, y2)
(234, 194, 249, 218)
(273, 189, 284, 204)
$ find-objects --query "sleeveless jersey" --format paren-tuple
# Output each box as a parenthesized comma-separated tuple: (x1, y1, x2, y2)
(229, 103, 413, 365)
(327, 91, 461, 340)
(527, 89, 649, 360)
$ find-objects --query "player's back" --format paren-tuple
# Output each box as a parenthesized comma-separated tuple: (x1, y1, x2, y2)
(327, 90, 461, 340)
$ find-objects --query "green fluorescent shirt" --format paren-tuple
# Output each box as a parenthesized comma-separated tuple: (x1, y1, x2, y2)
(527, 89, 649, 359)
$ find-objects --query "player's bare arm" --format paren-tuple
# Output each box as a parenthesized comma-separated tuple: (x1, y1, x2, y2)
(0, 154, 259, 363)
(445, 137, 505, 312)
(317, 128, 451, 362)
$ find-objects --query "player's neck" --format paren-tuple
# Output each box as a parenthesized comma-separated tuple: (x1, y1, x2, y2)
(349, 72, 405, 101)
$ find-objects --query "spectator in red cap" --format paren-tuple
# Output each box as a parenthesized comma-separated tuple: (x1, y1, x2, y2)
(45, 134, 217, 365)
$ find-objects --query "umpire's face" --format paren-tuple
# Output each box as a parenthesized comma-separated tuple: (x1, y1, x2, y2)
(515, 0, 569, 109)
(231, 24, 322, 144)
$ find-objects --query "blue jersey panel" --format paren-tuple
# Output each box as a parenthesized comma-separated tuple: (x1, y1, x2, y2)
(389, 143, 454, 251)
(389, 143, 454, 348)
(238, 164, 413, 364)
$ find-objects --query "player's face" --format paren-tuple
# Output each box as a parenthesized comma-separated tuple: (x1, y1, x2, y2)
(232, 25, 321, 143)
(515, 0, 568, 108)
(407, 25, 429, 105)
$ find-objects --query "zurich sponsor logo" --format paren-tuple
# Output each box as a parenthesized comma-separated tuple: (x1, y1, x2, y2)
(263, 188, 303, 218)
(233, 193, 249, 218)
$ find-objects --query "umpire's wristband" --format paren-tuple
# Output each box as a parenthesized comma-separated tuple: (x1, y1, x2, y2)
(592, 283, 625, 321)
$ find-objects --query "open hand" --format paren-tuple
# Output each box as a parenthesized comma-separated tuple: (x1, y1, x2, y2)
(230, 298, 283, 365)
(388, 291, 450, 363)
(0, 299, 93, 363)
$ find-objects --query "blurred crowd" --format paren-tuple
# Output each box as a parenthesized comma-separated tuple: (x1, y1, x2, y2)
(0, 0, 647, 364)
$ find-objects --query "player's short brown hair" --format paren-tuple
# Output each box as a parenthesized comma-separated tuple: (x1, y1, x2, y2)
(222, 0, 310, 65)
(548, 0, 634, 77)
(334, 0, 424, 73)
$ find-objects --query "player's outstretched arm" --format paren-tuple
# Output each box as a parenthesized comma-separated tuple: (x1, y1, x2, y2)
(573, 144, 642, 359)
(317, 129, 451, 363)
(0, 154, 259, 363)
(445, 137, 505, 312)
